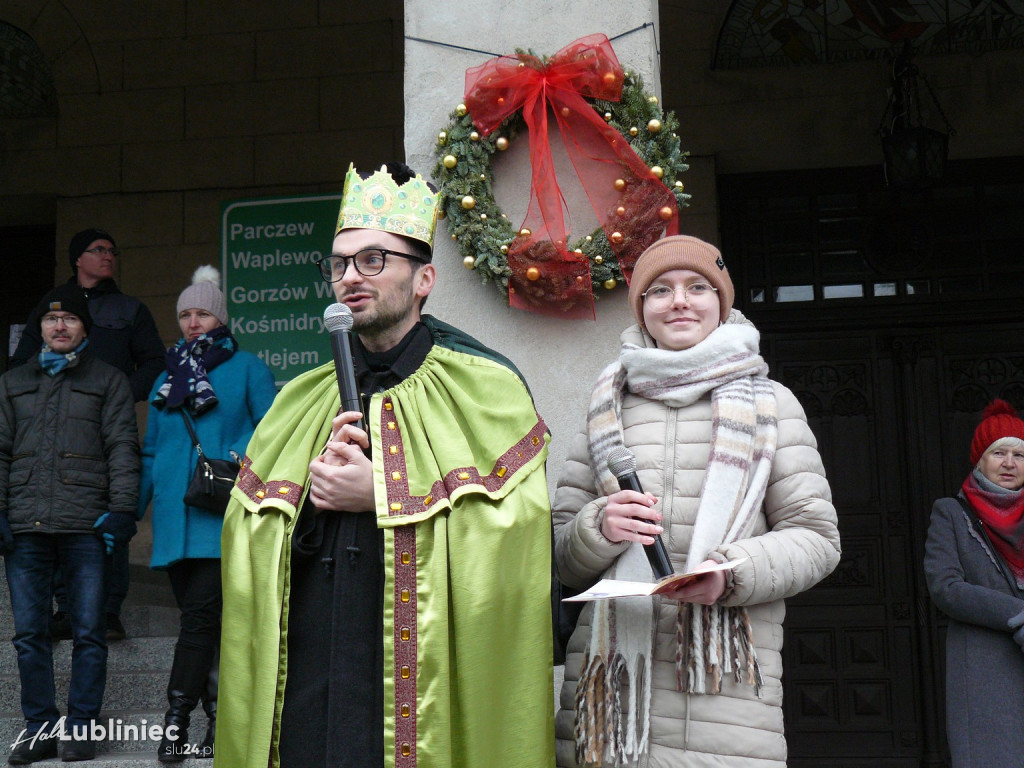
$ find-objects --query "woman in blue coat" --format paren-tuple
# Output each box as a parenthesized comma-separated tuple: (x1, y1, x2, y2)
(138, 266, 277, 762)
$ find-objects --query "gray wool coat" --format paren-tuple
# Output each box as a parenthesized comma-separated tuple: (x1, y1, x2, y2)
(923, 494, 1024, 768)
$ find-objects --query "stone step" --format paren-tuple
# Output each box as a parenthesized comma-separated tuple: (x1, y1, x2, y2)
(0, 710, 212, 756)
(0, 669, 176, 715)
(1, 748, 214, 766)
(0, 635, 177, 678)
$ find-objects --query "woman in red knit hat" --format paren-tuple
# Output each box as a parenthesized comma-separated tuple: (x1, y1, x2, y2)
(924, 398, 1024, 766)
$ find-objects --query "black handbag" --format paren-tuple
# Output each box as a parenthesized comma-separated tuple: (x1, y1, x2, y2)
(181, 411, 240, 514)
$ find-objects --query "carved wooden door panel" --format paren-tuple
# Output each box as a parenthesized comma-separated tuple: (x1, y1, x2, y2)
(758, 324, 1024, 768)
(762, 330, 936, 767)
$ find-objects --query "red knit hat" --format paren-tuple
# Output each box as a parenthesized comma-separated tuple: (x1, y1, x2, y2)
(970, 399, 1024, 464)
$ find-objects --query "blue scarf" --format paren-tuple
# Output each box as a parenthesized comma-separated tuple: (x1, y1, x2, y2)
(152, 325, 237, 415)
(39, 339, 89, 376)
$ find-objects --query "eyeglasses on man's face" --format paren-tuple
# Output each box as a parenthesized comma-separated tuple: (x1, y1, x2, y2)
(314, 248, 427, 282)
(41, 313, 83, 328)
(83, 246, 119, 258)
(641, 282, 719, 312)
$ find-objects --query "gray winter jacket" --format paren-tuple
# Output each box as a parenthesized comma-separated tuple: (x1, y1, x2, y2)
(924, 494, 1024, 767)
(553, 324, 840, 768)
(0, 353, 139, 532)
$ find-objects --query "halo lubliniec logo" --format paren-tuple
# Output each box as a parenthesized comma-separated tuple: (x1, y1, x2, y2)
(9, 717, 209, 756)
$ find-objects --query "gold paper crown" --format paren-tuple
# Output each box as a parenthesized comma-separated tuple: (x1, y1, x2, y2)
(335, 163, 439, 249)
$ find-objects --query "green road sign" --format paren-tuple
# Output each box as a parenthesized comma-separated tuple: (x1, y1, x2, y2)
(221, 193, 342, 385)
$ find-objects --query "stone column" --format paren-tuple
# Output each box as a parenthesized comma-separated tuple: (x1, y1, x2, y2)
(404, 2, 663, 488)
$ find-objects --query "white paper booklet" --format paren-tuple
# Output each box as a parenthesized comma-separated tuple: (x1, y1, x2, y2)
(562, 558, 746, 602)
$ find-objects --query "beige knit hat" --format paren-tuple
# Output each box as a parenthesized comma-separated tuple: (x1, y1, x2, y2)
(627, 235, 734, 328)
(177, 265, 228, 325)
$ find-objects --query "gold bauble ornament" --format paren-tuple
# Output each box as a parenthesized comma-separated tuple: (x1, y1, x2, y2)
(574, 248, 583, 254)
(604, 278, 618, 290)
(461, 195, 476, 210)
(602, 72, 617, 87)
(526, 267, 541, 281)
(438, 131, 447, 144)
(594, 255, 604, 265)
(648, 95, 659, 105)
(496, 137, 509, 151)
(451, 233, 457, 240)
(519, 227, 531, 237)
(500, 244, 509, 254)
(497, 97, 505, 106)
(479, 174, 486, 180)
(674, 180, 684, 189)
(443, 155, 457, 169)
(456, 103, 467, 116)
(480, 213, 487, 220)
(651, 166, 664, 179)
(629, 126, 638, 136)
(616, 206, 626, 217)
(463, 256, 476, 269)
(603, 112, 612, 122)
(585, 235, 592, 242)
(647, 119, 662, 133)
(576, 276, 584, 284)
(610, 231, 624, 245)
(470, 131, 480, 142)
(437, 208, 446, 220)
(659, 206, 674, 221)
(613, 178, 626, 191)
(560, 107, 570, 117)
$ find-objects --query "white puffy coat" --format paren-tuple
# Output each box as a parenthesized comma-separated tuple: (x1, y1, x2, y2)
(553, 325, 841, 768)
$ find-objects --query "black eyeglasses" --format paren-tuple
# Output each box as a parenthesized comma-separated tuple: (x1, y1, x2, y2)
(83, 246, 120, 257)
(314, 249, 427, 282)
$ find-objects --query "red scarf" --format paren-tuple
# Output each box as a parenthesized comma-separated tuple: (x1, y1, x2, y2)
(962, 472, 1024, 583)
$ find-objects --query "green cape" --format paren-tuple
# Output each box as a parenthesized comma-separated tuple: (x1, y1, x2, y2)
(216, 323, 554, 768)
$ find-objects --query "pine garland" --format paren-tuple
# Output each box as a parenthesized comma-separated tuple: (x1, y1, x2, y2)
(433, 69, 690, 304)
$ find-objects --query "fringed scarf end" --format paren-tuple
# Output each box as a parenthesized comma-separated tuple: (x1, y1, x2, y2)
(675, 603, 762, 697)
(575, 649, 650, 768)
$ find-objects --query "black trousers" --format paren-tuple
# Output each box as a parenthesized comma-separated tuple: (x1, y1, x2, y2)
(167, 558, 221, 656)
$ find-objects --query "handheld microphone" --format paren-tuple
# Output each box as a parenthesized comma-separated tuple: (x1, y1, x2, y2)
(323, 303, 362, 429)
(607, 446, 674, 580)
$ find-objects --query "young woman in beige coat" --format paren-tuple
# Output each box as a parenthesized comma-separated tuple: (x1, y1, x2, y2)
(553, 235, 841, 767)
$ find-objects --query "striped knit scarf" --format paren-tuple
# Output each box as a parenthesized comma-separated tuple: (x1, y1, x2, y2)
(576, 312, 777, 768)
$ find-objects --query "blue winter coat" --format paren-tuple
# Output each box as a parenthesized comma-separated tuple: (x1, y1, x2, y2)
(139, 350, 277, 569)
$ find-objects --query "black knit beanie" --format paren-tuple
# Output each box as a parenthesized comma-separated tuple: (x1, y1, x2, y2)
(35, 284, 92, 335)
(68, 228, 117, 275)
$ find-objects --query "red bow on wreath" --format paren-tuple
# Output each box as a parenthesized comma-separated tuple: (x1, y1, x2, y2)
(465, 33, 679, 319)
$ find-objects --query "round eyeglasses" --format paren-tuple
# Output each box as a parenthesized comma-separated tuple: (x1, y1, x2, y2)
(641, 282, 718, 312)
(314, 249, 427, 282)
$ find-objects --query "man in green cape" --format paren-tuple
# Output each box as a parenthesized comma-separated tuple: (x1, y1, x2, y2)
(215, 162, 555, 768)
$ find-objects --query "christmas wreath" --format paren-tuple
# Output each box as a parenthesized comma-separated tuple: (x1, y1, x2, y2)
(433, 33, 690, 319)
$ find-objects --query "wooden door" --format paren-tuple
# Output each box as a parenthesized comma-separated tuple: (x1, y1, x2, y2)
(719, 160, 1024, 767)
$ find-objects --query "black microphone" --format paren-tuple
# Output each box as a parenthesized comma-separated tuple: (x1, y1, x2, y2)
(607, 446, 674, 580)
(323, 303, 362, 429)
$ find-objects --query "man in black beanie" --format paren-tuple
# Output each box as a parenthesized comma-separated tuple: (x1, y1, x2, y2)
(10, 229, 164, 644)
(0, 284, 139, 763)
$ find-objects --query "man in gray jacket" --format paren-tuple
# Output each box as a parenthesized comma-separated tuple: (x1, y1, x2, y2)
(0, 284, 140, 764)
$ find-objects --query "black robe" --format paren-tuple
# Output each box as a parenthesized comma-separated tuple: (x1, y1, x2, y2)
(277, 324, 433, 768)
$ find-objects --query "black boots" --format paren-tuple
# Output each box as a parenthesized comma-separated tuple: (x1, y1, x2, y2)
(158, 644, 213, 764)
(197, 651, 218, 759)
